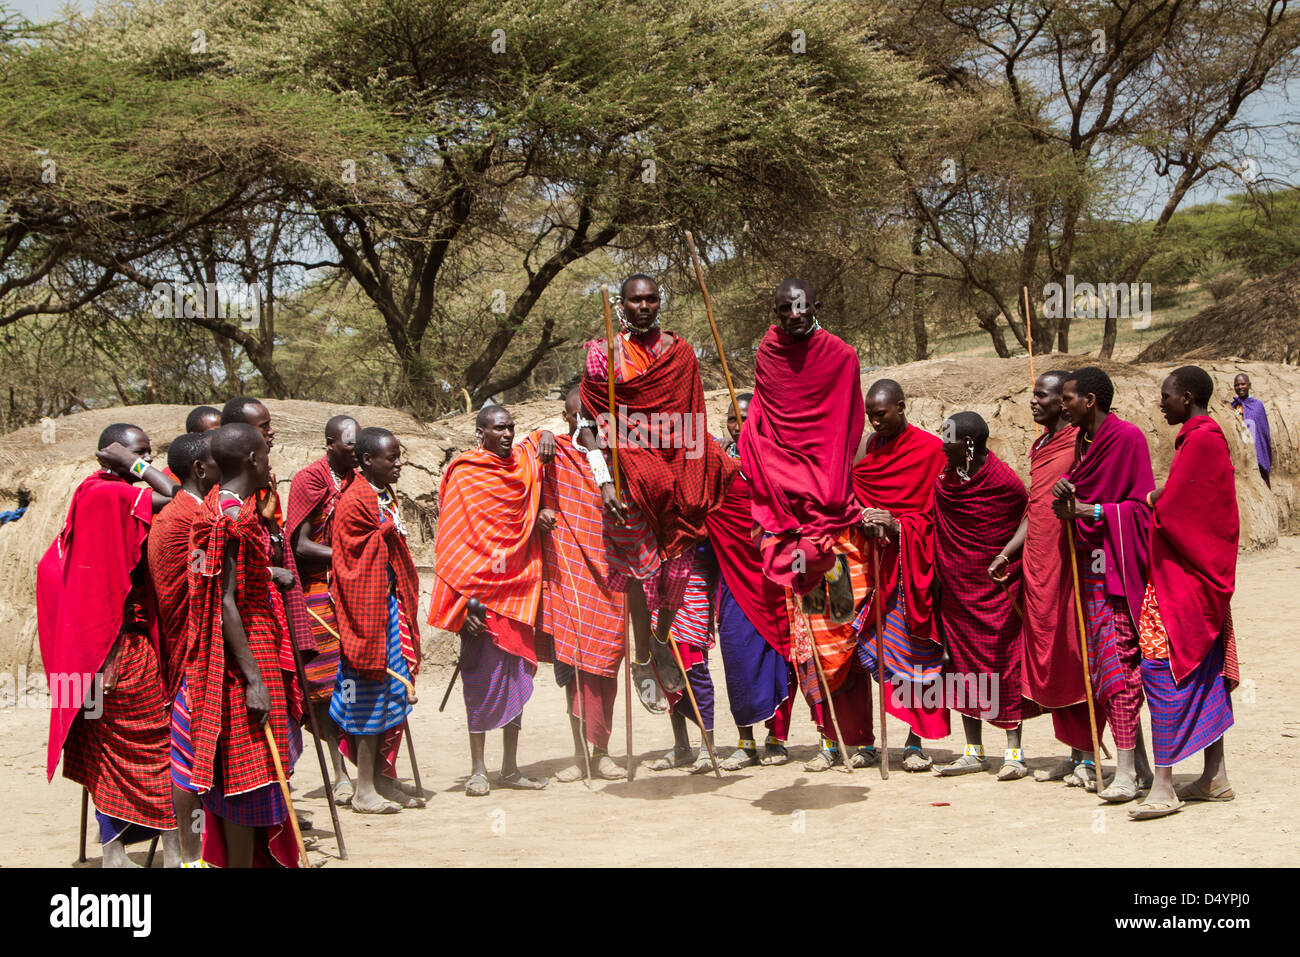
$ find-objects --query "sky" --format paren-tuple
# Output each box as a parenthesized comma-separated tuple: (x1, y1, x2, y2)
(8, 0, 1297, 210)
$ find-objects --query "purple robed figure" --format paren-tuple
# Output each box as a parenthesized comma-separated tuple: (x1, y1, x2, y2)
(1231, 395, 1272, 475)
(1066, 414, 1155, 629)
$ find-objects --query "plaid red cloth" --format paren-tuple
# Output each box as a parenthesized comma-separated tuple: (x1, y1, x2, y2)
(147, 490, 204, 701)
(429, 433, 544, 631)
(934, 451, 1038, 727)
(331, 478, 422, 681)
(186, 488, 299, 796)
(62, 628, 176, 830)
(285, 457, 352, 552)
(580, 334, 737, 560)
(37, 471, 158, 779)
(541, 435, 626, 678)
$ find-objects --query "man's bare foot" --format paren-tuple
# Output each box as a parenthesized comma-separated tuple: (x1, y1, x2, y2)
(902, 746, 933, 772)
(631, 660, 668, 714)
(350, 793, 401, 814)
(555, 763, 586, 783)
(761, 737, 790, 766)
(102, 838, 141, 869)
(161, 831, 183, 868)
(376, 776, 426, 808)
(721, 746, 759, 771)
(848, 746, 879, 768)
(497, 770, 548, 790)
(1034, 758, 1077, 782)
(1176, 777, 1234, 802)
(593, 754, 626, 780)
(332, 777, 355, 803)
(1098, 772, 1141, 803)
(646, 746, 694, 771)
(1064, 762, 1097, 789)
(804, 748, 840, 772)
(651, 637, 686, 693)
(688, 751, 717, 775)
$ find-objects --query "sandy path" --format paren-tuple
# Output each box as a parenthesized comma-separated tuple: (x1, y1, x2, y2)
(4, 539, 1298, 868)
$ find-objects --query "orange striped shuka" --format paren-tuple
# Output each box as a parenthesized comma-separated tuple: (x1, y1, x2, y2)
(541, 434, 626, 677)
(428, 431, 545, 634)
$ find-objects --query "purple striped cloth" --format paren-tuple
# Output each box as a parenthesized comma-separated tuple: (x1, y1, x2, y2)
(1142, 641, 1233, 767)
(460, 629, 535, 734)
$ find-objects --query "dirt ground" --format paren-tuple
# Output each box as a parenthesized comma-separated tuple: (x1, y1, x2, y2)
(3, 538, 1298, 869)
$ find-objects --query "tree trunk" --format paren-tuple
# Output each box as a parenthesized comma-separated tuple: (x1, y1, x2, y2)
(910, 219, 928, 361)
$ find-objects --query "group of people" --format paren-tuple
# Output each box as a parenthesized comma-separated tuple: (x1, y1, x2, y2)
(37, 272, 1252, 867)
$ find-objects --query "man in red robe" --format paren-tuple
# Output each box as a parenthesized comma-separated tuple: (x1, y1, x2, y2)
(542, 388, 627, 782)
(1130, 366, 1240, 820)
(38, 424, 181, 867)
(711, 393, 796, 770)
(740, 278, 864, 612)
(854, 379, 949, 771)
(220, 396, 316, 677)
(933, 412, 1037, 781)
(331, 427, 424, 812)
(1051, 367, 1154, 803)
(990, 370, 1095, 784)
(184, 424, 303, 867)
(286, 414, 358, 801)
(147, 431, 219, 863)
(577, 274, 737, 713)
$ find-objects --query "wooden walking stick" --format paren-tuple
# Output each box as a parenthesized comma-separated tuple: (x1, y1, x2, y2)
(403, 720, 424, 797)
(145, 834, 159, 868)
(77, 788, 88, 863)
(794, 602, 853, 775)
(685, 230, 744, 425)
(665, 631, 722, 777)
(1065, 528, 1109, 778)
(262, 723, 309, 868)
(600, 283, 635, 782)
(870, 541, 890, 780)
(290, 607, 348, 859)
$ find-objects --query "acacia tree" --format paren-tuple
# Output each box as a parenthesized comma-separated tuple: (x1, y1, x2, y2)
(881, 0, 1300, 358)
(216, 0, 942, 408)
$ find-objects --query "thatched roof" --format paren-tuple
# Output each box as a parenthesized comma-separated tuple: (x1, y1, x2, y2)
(1137, 259, 1300, 364)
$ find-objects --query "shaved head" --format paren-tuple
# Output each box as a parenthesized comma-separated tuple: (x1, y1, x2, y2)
(775, 277, 815, 303)
(866, 379, 905, 404)
(209, 423, 264, 472)
(98, 422, 144, 451)
(326, 414, 358, 440)
(476, 403, 509, 429)
(185, 406, 221, 433)
(946, 411, 989, 449)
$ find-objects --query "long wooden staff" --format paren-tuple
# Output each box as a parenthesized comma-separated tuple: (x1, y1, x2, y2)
(262, 724, 309, 868)
(665, 630, 722, 777)
(794, 602, 853, 775)
(871, 542, 890, 779)
(685, 230, 744, 425)
(307, 603, 428, 787)
(289, 607, 347, 859)
(1065, 532, 1108, 776)
(601, 284, 634, 781)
